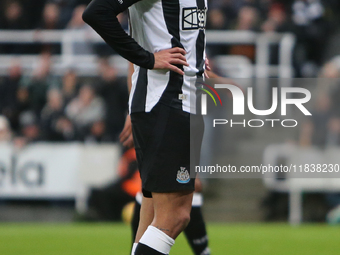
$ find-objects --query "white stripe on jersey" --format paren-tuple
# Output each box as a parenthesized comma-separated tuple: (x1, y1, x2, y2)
(128, 0, 207, 114)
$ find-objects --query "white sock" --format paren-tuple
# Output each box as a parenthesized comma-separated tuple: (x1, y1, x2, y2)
(139, 226, 175, 254)
(131, 243, 137, 255)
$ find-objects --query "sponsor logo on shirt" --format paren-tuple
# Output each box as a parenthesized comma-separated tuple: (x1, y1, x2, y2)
(182, 7, 207, 30)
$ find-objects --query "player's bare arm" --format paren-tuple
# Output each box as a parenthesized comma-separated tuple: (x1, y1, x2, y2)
(119, 62, 134, 149)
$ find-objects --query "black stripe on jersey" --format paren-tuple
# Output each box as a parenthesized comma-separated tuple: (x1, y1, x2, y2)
(196, 0, 205, 76)
(131, 67, 148, 112)
(160, 0, 184, 109)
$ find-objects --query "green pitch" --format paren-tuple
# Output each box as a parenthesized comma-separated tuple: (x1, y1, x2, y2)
(0, 223, 339, 255)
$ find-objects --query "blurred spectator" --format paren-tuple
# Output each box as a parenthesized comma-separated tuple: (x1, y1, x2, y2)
(36, 2, 62, 53)
(17, 111, 41, 144)
(66, 84, 105, 140)
(67, 5, 94, 55)
(84, 120, 111, 143)
(205, 6, 230, 57)
(53, 0, 80, 28)
(292, 0, 324, 26)
(0, 61, 22, 129)
(0, 1, 27, 30)
(0, 1, 29, 54)
(327, 117, 340, 146)
(11, 87, 31, 133)
(96, 57, 129, 142)
(319, 59, 340, 79)
(261, 3, 290, 33)
(207, 9, 228, 30)
(62, 70, 79, 105)
(51, 0, 91, 28)
(299, 94, 340, 148)
(229, 6, 259, 60)
(0, 115, 12, 143)
(261, 3, 293, 65)
(209, 0, 238, 25)
(67, 5, 87, 29)
(233, 6, 259, 31)
(319, 58, 340, 117)
(40, 89, 75, 141)
(21, 52, 60, 115)
(292, 0, 331, 76)
(38, 2, 61, 30)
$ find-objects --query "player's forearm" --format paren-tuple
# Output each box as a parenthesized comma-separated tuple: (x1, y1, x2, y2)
(83, 0, 155, 69)
(205, 70, 235, 84)
(127, 62, 134, 92)
(205, 69, 219, 79)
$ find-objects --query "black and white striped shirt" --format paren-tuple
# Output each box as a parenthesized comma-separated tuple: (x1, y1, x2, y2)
(129, 0, 207, 114)
(83, 0, 207, 114)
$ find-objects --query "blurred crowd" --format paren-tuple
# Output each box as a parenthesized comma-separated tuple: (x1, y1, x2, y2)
(0, 0, 90, 30)
(207, 0, 340, 76)
(1, 0, 340, 72)
(299, 58, 340, 149)
(2, 0, 340, 145)
(0, 53, 128, 145)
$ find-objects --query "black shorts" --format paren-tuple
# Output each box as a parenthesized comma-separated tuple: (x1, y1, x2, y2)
(131, 102, 204, 198)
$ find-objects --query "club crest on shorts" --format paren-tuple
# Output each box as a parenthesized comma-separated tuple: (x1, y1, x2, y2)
(176, 167, 190, 184)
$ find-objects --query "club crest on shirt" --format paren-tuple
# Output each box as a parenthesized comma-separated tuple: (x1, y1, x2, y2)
(176, 167, 190, 184)
(182, 7, 207, 30)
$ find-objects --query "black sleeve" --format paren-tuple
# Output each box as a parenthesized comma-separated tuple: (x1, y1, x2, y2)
(82, 0, 155, 69)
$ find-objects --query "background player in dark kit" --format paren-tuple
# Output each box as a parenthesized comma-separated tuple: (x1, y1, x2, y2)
(83, 0, 207, 254)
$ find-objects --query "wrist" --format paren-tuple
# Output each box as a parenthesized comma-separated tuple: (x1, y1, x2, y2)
(148, 52, 155, 69)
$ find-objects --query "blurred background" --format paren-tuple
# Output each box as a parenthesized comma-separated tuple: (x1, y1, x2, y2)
(1, 0, 340, 228)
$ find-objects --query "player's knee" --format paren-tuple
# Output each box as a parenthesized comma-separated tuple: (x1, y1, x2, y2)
(177, 210, 191, 230)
